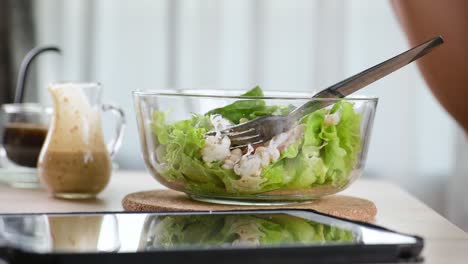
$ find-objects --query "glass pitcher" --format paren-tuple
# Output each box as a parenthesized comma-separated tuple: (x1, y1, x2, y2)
(38, 82, 125, 199)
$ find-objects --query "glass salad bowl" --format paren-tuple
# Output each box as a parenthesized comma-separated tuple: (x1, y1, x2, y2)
(133, 87, 377, 205)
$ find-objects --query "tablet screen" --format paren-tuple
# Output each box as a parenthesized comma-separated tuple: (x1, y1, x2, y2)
(0, 210, 418, 253)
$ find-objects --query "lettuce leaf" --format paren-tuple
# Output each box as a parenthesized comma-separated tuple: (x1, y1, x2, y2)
(319, 102, 362, 185)
(255, 101, 361, 190)
(151, 111, 240, 193)
(305, 101, 361, 186)
(205, 86, 294, 124)
(240, 85, 264, 96)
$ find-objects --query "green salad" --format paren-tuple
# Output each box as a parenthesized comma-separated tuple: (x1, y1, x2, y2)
(142, 214, 355, 249)
(151, 86, 362, 195)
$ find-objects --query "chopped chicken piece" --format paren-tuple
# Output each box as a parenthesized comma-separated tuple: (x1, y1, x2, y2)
(222, 148, 242, 169)
(201, 115, 233, 164)
(324, 112, 341, 126)
(269, 133, 289, 148)
(201, 135, 231, 164)
(231, 172, 265, 191)
(254, 146, 279, 168)
(254, 147, 271, 168)
(222, 160, 235, 170)
(232, 237, 260, 246)
(271, 124, 305, 152)
(234, 154, 262, 178)
(210, 114, 232, 131)
(230, 125, 304, 182)
(268, 146, 281, 162)
(231, 148, 243, 157)
(231, 147, 266, 191)
(155, 162, 168, 174)
(280, 124, 305, 151)
(232, 222, 263, 246)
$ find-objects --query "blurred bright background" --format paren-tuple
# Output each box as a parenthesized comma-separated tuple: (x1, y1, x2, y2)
(1, 0, 466, 230)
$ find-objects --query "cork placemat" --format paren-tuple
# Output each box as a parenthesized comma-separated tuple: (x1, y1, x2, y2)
(122, 189, 377, 222)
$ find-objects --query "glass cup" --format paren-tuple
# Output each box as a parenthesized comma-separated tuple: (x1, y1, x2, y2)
(38, 82, 125, 199)
(0, 103, 52, 188)
(0, 214, 52, 252)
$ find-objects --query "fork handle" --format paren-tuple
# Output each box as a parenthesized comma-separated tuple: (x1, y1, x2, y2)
(318, 36, 443, 98)
(292, 36, 444, 118)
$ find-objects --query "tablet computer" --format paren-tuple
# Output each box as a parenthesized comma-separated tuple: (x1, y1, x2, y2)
(0, 209, 423, 264)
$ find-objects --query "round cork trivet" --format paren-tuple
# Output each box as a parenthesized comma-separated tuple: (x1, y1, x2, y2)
(122, 189, 377, 222)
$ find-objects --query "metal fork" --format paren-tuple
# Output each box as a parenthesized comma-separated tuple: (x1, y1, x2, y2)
(207, 36, 444, 149)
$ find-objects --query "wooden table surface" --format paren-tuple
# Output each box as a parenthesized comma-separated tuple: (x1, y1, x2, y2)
(1, 170, 467, 263)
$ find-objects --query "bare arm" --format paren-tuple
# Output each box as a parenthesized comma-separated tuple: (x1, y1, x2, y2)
(391, 0, 468, 132)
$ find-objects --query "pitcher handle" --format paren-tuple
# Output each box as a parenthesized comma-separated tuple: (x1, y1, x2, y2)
(101, 104, 126, 159)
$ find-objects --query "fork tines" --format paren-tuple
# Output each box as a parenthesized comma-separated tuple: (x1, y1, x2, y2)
(205, 126, 264, 149)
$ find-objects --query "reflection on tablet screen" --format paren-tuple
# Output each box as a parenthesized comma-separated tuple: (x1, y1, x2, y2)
(139, 213, 356, 250)
(0, 210, 417, 253)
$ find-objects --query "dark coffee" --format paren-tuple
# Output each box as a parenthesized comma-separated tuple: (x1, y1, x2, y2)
(2, 123, 48, 167)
